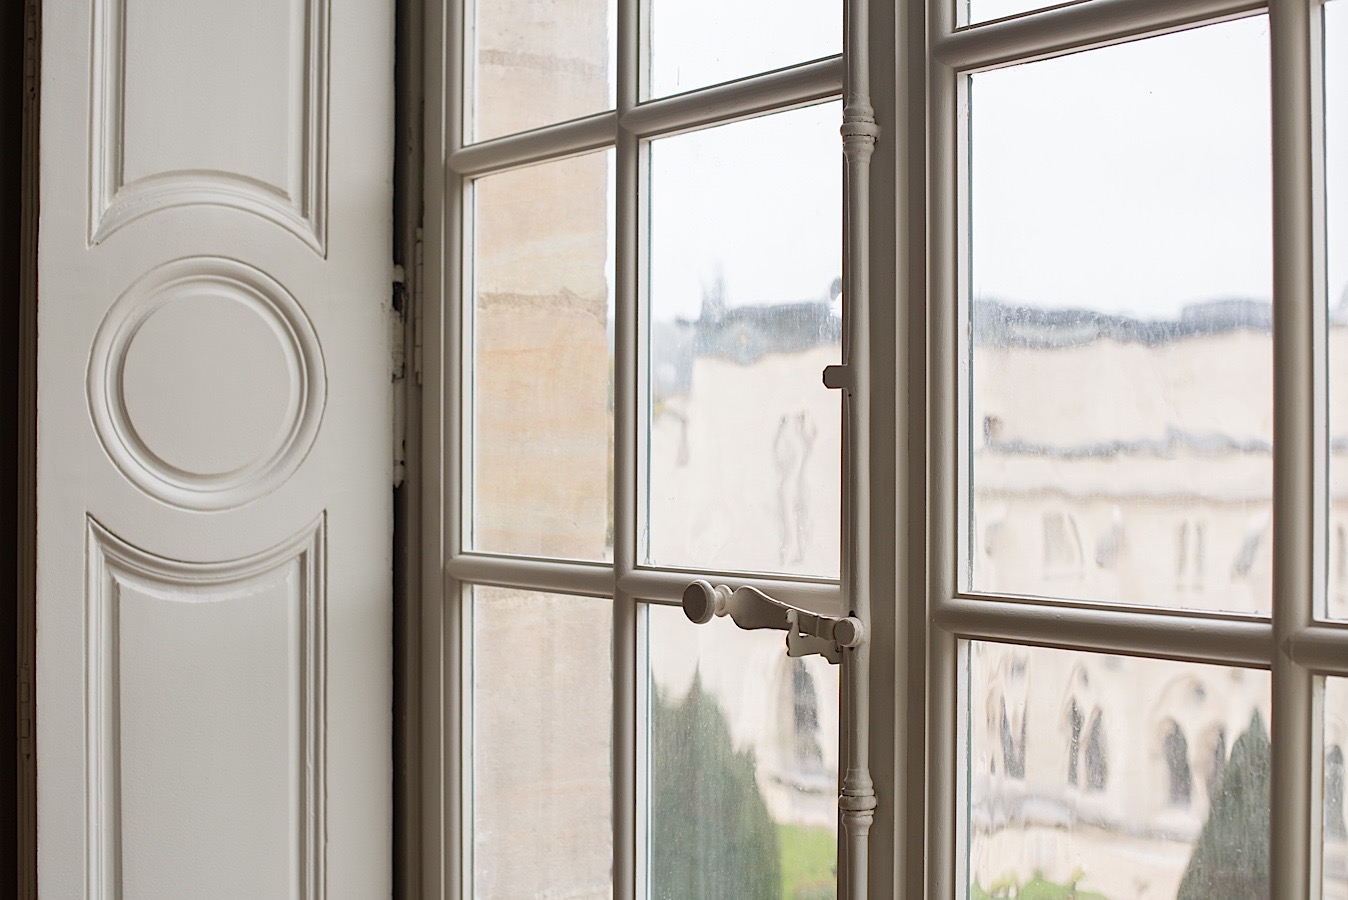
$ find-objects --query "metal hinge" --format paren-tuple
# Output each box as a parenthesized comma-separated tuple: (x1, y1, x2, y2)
(390, 264, 408, 488)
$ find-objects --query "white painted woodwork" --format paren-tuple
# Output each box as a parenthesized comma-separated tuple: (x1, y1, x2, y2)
(38, 0, 393, 895)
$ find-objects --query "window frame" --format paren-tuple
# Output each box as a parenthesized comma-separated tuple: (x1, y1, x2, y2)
(416, 0, 1347, 895)
(927, 0, 1338, 896)
(419, 0, 873, 896)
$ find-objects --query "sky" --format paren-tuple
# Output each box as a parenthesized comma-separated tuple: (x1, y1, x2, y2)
(648, 0, 839, 97)
(604, 1, 1346, 324)
(647, 101, 844, 323)
(971, 14, 1275, 318)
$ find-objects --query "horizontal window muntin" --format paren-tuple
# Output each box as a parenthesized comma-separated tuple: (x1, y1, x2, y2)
(937, 0, 1267, 72)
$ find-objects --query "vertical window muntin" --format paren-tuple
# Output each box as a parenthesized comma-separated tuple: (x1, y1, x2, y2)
(448, 3, 850, 895)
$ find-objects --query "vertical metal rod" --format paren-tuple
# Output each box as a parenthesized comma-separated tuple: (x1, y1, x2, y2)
(840, 0, 879, 894)
(613, 0, 640, 894)
(1270, 0, 1322, 894)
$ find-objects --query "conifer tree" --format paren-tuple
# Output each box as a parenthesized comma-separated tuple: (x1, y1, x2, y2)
(651, 675, 782, 899)
(1177, 711, 1271, 899)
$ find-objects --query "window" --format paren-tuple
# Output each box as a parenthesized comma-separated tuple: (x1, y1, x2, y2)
(788, 658, 826, 773)
(1084, 711, 1108, 793)
(1163, 720, 1194, 808)
(1067, 692, 1109, 793)
(934, 0, 1348, 894)
(428, 0, 848, 896)
(1066, 699, 1082, 786)
(420, 0, 1348, 893)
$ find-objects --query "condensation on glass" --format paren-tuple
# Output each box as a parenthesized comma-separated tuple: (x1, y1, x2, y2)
(470, 151, 614, 562)
(648, 0, 838, 98)
(966, 641, 1271, 898)
(1325, 676, 1348, 898)
(961, 0, 1090, 29)
(645, 604, 838, 899)
(645, 102, 842, 579)
(472, 587, 614, 898)
(964, 18, 1274, 614)
(1327, 0, 1348, 620)
(468, 0, 615, 143)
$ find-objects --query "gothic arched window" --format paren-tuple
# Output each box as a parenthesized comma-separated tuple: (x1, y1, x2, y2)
(1000, 704, 1026, 779)
(1085, 711, 1108, 792)
(1164, 720, 1193, 806)
(1067, 700, 1083, 786)
(790, 659, 823, 772)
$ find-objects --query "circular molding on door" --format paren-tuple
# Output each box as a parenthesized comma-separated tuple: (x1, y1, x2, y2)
(87, 257, 326, 511)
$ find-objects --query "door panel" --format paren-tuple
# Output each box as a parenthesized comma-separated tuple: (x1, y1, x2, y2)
(37, 0, 392, 895)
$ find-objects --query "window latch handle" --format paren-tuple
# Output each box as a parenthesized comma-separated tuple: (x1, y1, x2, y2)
(822, 363, 853, 393)
(681, 579, 864, 665)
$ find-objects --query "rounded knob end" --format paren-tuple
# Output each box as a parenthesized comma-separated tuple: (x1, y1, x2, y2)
(682, 580, 719, 624)
(834, 616, 865, 649)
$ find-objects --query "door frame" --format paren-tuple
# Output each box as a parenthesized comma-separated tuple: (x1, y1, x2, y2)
(13, 0, 39, 893)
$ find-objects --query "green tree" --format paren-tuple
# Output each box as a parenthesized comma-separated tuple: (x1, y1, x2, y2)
(1177, 712, 1271, 899)
(651, 675, 783, 899)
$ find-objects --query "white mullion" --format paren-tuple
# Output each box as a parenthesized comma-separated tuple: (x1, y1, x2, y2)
(936, 0, 1263, 71)
(926, 0, 961, 890)
(938, 596, 1274, 667)
(1271, 0, 1328, 888)
(439, 0, 469, 895)
(619, 56, 844, 139)
(888, 0, 927, 889)
(1309, 14, 1334, 890)
(420, 0, 456, 891)
(613, 0, 640, 893)
(457, 178, 476, 565)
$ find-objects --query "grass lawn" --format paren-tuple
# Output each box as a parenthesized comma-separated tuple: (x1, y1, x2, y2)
(971, 872, 1110, 899)
(777, 824, 837, 900)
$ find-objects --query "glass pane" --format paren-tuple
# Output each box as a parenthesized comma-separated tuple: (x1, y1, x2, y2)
(964, 0, 1088, 29)
(1326, 676, 1348, 898)
(966, 18, 1273, 613)
(471, 151, 614, 561)
(966, 641, 1271, 898)
(473, 587, 614, 897)
(470, 0, 615, 142)
(646, 103, 842, 578)
(648, 0, 838, 98)
(1328, 0, 1348, 620)
(646, 604, 839, 899)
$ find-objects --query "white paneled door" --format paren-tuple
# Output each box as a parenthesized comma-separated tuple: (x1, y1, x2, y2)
(36, 0, 393, 896)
